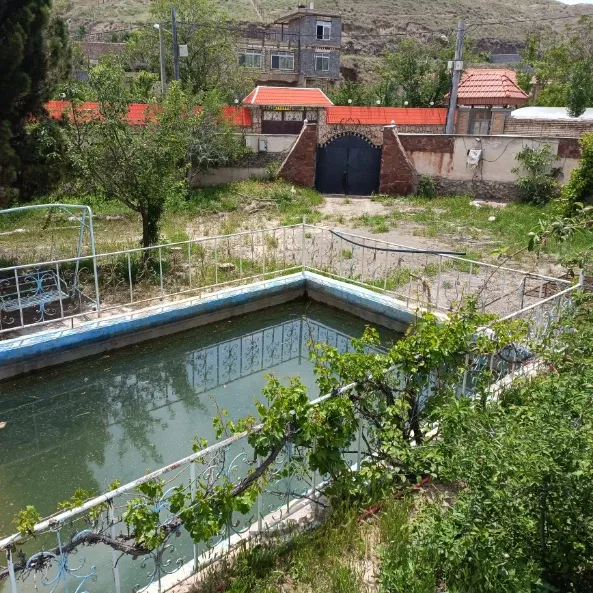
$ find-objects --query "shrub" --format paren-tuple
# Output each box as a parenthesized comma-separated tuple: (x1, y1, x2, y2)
(512, 144, 559, 205)
(415, 175, 437, 199)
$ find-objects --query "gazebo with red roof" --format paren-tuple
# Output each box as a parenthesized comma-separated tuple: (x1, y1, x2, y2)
(243, 86, 333, 134)
(451, 69, 529, 135)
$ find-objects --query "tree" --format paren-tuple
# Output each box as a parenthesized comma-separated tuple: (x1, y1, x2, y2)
(126, 0, 253, 103)
(519, 18, 593, 117)
(0, 1, 71, 203)
(65, 60, 246, 248)
(377, 38, 485, 108)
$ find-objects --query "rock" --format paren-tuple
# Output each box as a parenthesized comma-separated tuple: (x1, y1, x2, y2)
(105, 215, 125, 221)
(217, 262, 236, 272)
(67, 216, 80, 222)
(470, 200, 482, 208)
(488, 216, 496, 222)
(0, 421, 6, 430)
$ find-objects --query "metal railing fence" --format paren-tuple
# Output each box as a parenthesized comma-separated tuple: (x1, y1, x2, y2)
(0, 222, 574, 338)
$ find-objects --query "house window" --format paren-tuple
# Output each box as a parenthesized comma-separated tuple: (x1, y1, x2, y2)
(317, 20, 331, 40)
(315, 54, 330, 72)
(238, 50, 262, 69)
(271, 52, 294, 71)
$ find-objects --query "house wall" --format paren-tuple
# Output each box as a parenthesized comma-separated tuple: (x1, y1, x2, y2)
(244, 134, 298, 154)
(401, 134, 581, 200)
(299, 48, 341, 79)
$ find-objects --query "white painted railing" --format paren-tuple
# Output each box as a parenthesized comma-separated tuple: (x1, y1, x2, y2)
(0, 222, 573, 336)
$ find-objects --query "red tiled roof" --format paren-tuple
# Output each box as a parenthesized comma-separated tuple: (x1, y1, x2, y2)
(455, 69, 528, 106)
(326, 107, 448, 126)
(46, 101, 251, 127)
(243, 86, 333, 107)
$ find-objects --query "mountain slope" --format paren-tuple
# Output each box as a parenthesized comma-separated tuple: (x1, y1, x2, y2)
(66, 0, 593, 51)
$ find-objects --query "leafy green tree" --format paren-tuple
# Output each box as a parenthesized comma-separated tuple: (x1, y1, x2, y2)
(0, 0, 71, 203)
(519, 18, 593, 117)
(126, 0, 253, 102)
(377, 38, 485, 108)
(65, 60, 246, 248)
(65, 61, 195, 248)
(329, 81, 371, 107)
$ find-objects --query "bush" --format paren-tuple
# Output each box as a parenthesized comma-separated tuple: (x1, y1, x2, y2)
(415, 175, 437, 199)
(512, 144, 560, 205)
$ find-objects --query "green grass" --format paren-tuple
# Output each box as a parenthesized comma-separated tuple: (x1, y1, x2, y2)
(191, 506, 375, 593)
(0, 181, 324, 264)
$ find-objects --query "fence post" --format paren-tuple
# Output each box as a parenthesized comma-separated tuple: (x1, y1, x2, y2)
(109, 501, 122, 593)
(13, 269, 24, 328)
(190, 462, 198, 572)
(301, 215, 306, 271)
(7, 548, 18, 593)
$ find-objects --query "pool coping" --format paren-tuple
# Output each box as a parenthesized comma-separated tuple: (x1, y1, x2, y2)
(0, 272, 423, 380)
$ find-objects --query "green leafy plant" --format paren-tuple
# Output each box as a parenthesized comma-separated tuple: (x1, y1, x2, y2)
(512, 144, 559, 205)
(415, 175, 437, 199)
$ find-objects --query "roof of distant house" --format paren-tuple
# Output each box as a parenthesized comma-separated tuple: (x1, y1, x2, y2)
(243, 86, 333, 107)
(510, 107, 593, 121)
(326, 107, 448, 126)
(456, 69, 528, 106)
(274, 7, 340, 24)
(45, 101, 252, 127)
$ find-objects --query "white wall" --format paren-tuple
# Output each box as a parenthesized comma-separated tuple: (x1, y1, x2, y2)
(244, 134, 297, 154)
(408, 135, 580, 184)
(192, 167, 268, 187)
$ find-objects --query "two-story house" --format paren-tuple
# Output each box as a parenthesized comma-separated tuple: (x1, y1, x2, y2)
(237, 3, 342, 88)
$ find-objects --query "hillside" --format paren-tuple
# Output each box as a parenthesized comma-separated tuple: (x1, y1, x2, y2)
(65, 0, 593, 52)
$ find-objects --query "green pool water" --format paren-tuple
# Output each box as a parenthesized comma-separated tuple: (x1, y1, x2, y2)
(0, 301, 400, 540)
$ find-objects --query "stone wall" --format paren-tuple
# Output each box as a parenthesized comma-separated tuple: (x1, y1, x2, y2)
(433, 178, 520, 201)
(278, 123, 318, 187)
(504, 118, 593, 138)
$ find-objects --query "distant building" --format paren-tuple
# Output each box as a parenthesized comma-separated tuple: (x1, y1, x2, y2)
(453, 69, 529, 135)
(237, 4, 342, 88)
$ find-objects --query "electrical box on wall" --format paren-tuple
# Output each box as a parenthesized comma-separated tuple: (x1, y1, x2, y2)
(467, 149, 482, 167)
(258, 138, 268, 153)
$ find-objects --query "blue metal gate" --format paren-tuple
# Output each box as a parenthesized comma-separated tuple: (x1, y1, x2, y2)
(315, 133, 382, 196)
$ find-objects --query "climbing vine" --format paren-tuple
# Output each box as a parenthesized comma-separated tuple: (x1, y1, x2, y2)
(2, 299, 526, 584)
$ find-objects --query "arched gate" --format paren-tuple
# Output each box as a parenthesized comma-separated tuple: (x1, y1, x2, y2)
(315, 133, 382, 196)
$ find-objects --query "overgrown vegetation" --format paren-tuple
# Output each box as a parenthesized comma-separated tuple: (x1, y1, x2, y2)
(512, 144, 559, 205)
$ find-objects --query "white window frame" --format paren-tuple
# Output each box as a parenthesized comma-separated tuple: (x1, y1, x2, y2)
(238, 50, 263, 69)
(316, 21, 331, 41)
(315, 54, 330, 72)
(271, 51, 295, 71)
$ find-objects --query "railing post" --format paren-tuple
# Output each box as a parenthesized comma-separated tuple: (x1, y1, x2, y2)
(356, 416, 363, 470)
(56, 263, 65, 319)
(188, 243, 193, 289)
(257, 456, 263, 532)
(88, 208, 101, 318)
(109, 501, 122, 593)
(262, 230, 266, 277)
(7, 548, 18, 593)
(127, 253, 134, 304)
(301, 215, 306, 271)
(520, 275, 527, 310)
(190, 461, 199, 572)
(13, 269, 24, 328)
(159, 247, 164, 299)
(214, 238, 219, 285)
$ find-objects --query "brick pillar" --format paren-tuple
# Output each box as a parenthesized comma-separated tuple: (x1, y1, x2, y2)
(490, 108, 511, 135)
(456, 107, 471, 134)
(379, 125, 418, 196)
(279, 123, 317, 188)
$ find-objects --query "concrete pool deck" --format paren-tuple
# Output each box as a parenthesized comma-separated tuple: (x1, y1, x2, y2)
(0, 272, 422, 380)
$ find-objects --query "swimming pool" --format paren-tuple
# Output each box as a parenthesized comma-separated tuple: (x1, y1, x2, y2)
(0, 300, 400, 593)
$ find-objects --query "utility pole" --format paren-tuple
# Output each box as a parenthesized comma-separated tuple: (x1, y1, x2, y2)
(445, 20, 465, 135)
(171, 5, 180, 81)
(157, 23, 167, 96)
